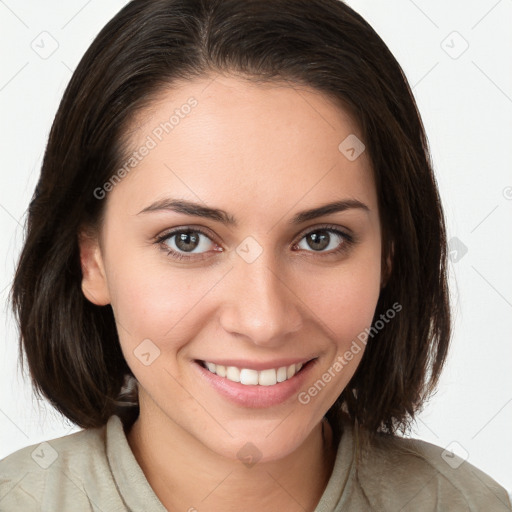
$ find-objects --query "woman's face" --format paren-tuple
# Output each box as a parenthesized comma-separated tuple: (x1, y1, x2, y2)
(80, 75, 384, 462)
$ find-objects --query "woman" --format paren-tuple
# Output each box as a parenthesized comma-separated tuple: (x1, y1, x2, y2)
(1, 0, 510, 510)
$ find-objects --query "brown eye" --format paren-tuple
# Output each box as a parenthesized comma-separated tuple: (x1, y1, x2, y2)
(173, 231, 201, 252)
(295, 226, 353, 255)
(155, 228, 220, 261)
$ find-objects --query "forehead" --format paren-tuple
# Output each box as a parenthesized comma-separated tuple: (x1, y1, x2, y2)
(106, 74, 377, 223)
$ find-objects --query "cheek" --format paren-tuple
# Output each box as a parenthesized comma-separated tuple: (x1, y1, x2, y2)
(293, 264, 381, 418)
(302, 253, 382, 346)
(334, 274, 381, 346)
(105, 253, 217, 359)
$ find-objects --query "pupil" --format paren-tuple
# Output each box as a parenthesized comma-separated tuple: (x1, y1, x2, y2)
(308, 231, 329, 251)
(176, 231, 199, 252)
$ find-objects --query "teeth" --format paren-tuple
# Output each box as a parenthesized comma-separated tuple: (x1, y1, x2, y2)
(276, 366, 287, 382)
(203, 361, 305, 385)
(240, 369, 259, 385)
(226, 366, 240, 382)
(258, 369, 276, 386)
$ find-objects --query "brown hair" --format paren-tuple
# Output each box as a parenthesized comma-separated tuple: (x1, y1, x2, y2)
(9, 0, 450, 450)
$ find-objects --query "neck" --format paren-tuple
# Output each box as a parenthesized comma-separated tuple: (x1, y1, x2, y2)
(126, 405, 336, 512)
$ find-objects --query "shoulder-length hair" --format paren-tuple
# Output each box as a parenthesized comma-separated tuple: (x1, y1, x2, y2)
(10, 0, 450, 449)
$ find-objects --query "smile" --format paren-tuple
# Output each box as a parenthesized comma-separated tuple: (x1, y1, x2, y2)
(200, 361, 304, 386)
(194, 358, 317, 408)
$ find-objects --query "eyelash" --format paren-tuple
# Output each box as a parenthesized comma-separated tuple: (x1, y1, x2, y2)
(154, 224, 355, 262)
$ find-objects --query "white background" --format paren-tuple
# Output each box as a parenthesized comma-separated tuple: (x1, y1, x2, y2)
(1, 0, 511, 499)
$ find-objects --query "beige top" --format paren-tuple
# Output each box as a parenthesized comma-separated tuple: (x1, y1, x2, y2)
(0, 413, 510, 511)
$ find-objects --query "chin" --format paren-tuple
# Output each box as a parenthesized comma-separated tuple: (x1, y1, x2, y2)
(200, 419, 317, 465)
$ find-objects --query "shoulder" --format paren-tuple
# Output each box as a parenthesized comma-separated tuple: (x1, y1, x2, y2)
(355, 430, 512, 511)
(0, 422, 107, 471)
(0, 420, 109, 510)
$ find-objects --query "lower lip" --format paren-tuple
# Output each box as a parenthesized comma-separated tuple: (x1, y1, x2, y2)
(193, 359, 317, 408)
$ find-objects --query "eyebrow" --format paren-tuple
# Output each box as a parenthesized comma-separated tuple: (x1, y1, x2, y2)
(137, 198, 369, 226)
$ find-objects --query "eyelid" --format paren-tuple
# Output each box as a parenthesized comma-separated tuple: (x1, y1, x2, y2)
(293, 223, 354, 245)
(154, 225, 218, 243)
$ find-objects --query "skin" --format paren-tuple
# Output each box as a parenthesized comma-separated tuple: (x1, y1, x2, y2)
(79, 74, 386, 511)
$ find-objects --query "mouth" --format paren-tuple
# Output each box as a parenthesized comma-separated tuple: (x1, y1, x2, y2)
(196, 359, 313, 386)
(193, 358, 318, 408)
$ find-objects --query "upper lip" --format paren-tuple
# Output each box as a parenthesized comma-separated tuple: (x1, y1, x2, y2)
(196, 357, 316, 371)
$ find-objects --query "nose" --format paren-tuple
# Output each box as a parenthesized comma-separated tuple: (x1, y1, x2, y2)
(218, 247, 303, 347)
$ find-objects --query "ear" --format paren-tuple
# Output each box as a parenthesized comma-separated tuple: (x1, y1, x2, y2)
(381, 240, 394, 289)
(78, 227, 111, 306)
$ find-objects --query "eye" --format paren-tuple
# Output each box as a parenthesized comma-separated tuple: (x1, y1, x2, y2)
(294, 225, 354, 255)
(155, 227, 220, 261)
(154, 224, 355, 262)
